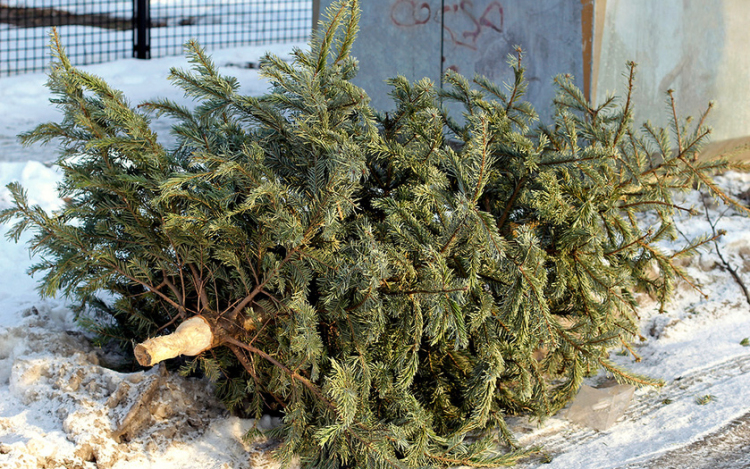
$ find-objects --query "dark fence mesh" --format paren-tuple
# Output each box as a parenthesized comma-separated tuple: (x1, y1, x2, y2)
(0, 0, 312, 76)
(150, 1, 311, 59)
(0, 1, 133, 75)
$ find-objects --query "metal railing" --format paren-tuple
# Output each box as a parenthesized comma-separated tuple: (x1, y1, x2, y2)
(0, 0, 313, 76)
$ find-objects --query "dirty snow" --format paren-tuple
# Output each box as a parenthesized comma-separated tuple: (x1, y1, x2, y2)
(0, 47, 750, 468)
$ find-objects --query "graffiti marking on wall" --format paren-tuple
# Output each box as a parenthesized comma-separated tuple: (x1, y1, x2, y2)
(391, 0, 431, 27)
(390, 1, 504, 51)
(443, 1, 503, 50)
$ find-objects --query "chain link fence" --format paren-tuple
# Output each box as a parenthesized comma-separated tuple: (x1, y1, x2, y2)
(0, 0, 313, 76)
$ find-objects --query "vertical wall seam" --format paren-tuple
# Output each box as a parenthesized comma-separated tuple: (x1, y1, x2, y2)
(439, 0, 445, 89)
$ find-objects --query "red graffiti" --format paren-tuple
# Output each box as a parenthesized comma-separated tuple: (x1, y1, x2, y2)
(443, 1, 503, 50)
(391, 0, 432, 27)
(389, 0, 504, 52)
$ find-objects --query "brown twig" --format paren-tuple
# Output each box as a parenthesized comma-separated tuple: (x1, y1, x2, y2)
(497, 175, 527, 232)
(222, 336, 333, 408)
(702, 199, 750, 306)
(667, 89, 683, 155)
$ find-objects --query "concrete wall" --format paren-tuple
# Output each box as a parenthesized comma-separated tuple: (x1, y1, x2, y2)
(442, 0, 583, 119)
(319, 0, 586, 119)
(346, 0, 443, 111)
(595, 0, 750, 155)
(317, 1, 750, 155)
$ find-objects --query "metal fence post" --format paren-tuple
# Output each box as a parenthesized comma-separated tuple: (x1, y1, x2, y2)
(312, 0, 321, 30)
(133, 0, 151, 59)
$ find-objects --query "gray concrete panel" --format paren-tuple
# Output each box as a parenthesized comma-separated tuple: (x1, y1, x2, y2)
(441, 0, 584, 120)
(322, 1, 585, 120)
(321, 0, 443, 112)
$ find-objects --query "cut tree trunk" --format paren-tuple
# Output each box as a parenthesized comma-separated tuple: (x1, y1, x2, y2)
(134, 316, 214, 367)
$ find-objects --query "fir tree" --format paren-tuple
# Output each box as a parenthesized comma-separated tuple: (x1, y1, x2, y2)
(1, 1, 745, 467)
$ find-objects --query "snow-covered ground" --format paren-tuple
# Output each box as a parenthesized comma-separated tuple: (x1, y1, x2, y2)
(0, 43, 300, 162)
(1, 47, 750, 468)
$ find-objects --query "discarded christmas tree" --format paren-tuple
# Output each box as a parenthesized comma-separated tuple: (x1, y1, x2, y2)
(2, 1, 744, 467)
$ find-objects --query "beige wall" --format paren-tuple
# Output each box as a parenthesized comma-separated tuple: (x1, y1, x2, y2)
(595, 0, 750, 155)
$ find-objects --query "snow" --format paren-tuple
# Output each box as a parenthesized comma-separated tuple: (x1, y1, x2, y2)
(0, 45, 749, 468)
(0, 43, 301, 162)
(511, 176, 750, 468)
